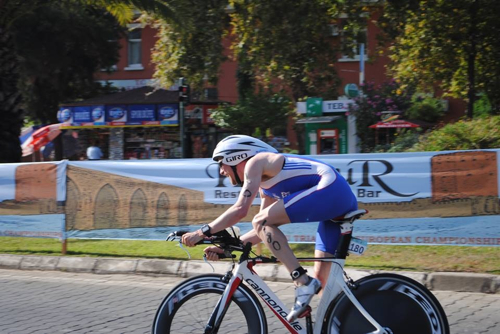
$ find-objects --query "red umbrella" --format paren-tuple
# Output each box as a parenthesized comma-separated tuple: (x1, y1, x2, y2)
(21, 124, 62, 157)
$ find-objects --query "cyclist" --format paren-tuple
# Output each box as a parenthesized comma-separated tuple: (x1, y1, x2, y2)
(181, 134, 358, 322)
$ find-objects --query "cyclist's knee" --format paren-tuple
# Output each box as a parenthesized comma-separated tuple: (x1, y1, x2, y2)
(252, 213, 268, 235)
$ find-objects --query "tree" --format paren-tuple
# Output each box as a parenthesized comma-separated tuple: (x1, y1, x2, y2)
(211, 88, 292, 136)
(229, 0, 369, 101)
(12, 3, 124, 124)
(149, 0, 228, 91)
(0, 0, 177, 162)
(379, 0, 500, 117)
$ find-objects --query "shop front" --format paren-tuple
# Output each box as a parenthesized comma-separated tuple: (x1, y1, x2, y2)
(296, 97, 357, 154)
(57, 87, 226, 160)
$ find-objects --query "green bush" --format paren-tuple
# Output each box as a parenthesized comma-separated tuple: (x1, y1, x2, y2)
(405, 95, 445, 123)
(409, 116, 500, 151)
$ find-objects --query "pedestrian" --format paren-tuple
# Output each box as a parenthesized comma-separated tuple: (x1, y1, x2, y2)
(86, 140, 103, 160)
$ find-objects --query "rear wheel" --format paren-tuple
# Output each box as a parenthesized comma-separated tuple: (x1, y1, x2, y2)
(152, 274, 267, 334)
(324, 273, 449, 334)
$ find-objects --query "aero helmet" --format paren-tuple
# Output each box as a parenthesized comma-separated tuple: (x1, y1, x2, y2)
(212, 135, 278, 166)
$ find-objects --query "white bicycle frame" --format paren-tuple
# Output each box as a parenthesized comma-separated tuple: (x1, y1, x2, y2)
(214, 257, 388, 334)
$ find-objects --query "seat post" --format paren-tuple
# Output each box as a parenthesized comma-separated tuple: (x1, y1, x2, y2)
(333, 221, 354, 259)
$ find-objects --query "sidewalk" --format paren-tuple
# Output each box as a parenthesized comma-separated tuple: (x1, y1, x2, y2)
(1, 254, 498, 294)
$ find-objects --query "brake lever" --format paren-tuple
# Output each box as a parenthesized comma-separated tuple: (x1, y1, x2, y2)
(177, 241, 191, 259)
(165, 231, 192, 259)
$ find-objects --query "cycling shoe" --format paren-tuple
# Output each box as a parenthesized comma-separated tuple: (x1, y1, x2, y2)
(287, 276, 321, 322)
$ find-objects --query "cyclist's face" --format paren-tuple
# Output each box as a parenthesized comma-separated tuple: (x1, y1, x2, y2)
(218, 160, 239, 185)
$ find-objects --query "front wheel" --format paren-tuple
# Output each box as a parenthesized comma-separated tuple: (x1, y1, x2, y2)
(323, 273, 450, 334)
(152, 274, 268, 334)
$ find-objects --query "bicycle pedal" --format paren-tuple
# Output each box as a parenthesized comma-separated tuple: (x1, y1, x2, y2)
(298, 305, 312, 318)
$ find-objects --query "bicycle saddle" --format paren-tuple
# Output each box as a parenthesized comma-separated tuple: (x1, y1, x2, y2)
(330, 209, 368, 223)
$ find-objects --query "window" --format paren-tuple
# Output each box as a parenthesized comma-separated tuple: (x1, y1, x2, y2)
(126, 25, 143, 70)
(339, 29, 368, 62)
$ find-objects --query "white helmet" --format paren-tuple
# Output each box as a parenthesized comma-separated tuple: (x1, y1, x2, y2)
(212, 135, 278, 166)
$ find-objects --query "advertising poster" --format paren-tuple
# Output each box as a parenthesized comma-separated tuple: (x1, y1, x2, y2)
(105, 105, 128, 125)
(1, 150, 498, 246)
(158, 104, 179, 125)
(128, 104, 158, 125)
(61, 150, 500, 246)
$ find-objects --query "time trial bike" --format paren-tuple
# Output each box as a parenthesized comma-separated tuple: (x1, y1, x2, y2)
(152, 209, 450, 334)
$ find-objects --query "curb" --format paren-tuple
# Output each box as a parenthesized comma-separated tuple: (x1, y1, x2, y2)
(1, 254, 498, 294)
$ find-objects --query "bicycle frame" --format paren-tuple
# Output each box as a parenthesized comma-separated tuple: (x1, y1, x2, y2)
(207, 256, 388, 334)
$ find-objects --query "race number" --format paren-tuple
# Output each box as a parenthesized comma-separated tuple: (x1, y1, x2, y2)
(348, 237, 368, 256)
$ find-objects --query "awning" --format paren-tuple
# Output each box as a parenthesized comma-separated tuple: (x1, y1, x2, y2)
(369, 120, 420, 129)
(296, 116, 342, 124)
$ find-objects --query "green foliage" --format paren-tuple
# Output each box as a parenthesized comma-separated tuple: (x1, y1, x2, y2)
(149, 0, 228, 90)
(11, 2, 124, 123)
(405, 95, 445, 123)
(386, 129, 421, 153)
(348, 80, 415, 152)
(409, 116, 500, 152)
(379, 0, 500, 115)
(211, 89, 293, 136)
(473, 94, 492, 118)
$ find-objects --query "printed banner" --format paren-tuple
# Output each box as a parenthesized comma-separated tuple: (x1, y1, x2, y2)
(0, 161, 67, 239)
(1, 150, 499, 245)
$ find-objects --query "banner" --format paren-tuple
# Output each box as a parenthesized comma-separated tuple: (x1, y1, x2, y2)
(0, 161, 67, 239)
(1, 150, 499, 246)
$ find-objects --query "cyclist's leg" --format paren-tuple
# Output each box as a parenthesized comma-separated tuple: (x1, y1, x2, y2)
(314, 220, 341, 288)
(252, 201, 308, 283)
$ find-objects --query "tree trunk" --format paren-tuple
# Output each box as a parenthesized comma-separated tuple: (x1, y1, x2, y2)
(0, 27, 23, 162)
(466, 0, 478, 119)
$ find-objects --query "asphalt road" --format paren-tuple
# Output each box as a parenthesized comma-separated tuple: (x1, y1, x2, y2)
(0, 269, 499, 334)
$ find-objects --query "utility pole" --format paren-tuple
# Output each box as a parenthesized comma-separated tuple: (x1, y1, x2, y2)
(178, 78, 190, 158)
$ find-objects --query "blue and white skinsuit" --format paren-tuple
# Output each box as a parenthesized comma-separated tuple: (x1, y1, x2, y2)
(260, 154, 358, 254)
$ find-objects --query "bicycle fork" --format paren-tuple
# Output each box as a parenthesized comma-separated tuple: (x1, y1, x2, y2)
(203, 270, 241, 334)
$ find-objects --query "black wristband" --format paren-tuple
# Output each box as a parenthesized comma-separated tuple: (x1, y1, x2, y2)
(290, 266, 308, 280)
(201, 224, 212, 237)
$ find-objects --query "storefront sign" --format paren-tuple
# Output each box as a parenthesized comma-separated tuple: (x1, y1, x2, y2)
(106, 105, 128, 125)
(128, 104, 157, 125)
(323, 100, 354, 113)
(158, 104, 179, 125)
(57, 108, 73, 124)
(72, 106, 92, 124)
(296, 99, 355, 114)
(91, 106, 106, 125)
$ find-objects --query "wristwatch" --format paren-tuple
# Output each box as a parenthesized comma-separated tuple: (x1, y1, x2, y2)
(200, 224, 212, 237)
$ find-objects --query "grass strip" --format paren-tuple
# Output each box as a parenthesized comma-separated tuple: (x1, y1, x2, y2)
(0, 237, 498, 275)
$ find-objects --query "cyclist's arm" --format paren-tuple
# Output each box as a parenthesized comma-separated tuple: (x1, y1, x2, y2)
(206, 157, 263, 233)
(238, 190, 275, 245)
(182, 157, 264, 246)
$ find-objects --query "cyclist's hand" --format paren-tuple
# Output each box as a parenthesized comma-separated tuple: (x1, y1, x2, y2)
(204, 246, 224, 261)
(181, 230, 204, 247)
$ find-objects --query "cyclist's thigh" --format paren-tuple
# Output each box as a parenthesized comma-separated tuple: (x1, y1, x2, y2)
(253, 200, 291, 227)
(284, 180, 357, 223)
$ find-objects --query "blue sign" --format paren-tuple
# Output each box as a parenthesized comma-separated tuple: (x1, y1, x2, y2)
(105, 105, 127, 123)
(57, 108, 72, 123)
(158, 104, 178, 125)
(128, 104, 156, 124)
(73, 106, 92, 123)
(91, 106, 105, 123)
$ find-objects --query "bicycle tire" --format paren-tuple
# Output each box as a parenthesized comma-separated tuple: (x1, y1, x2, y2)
(323, 273, 450, 334)
(152, 274, 268, 334)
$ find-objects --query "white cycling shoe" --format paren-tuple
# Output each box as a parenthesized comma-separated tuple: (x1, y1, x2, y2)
(287, 276, 322, 322)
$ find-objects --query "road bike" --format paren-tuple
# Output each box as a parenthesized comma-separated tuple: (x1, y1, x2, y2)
(152, 209, 450, 334)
